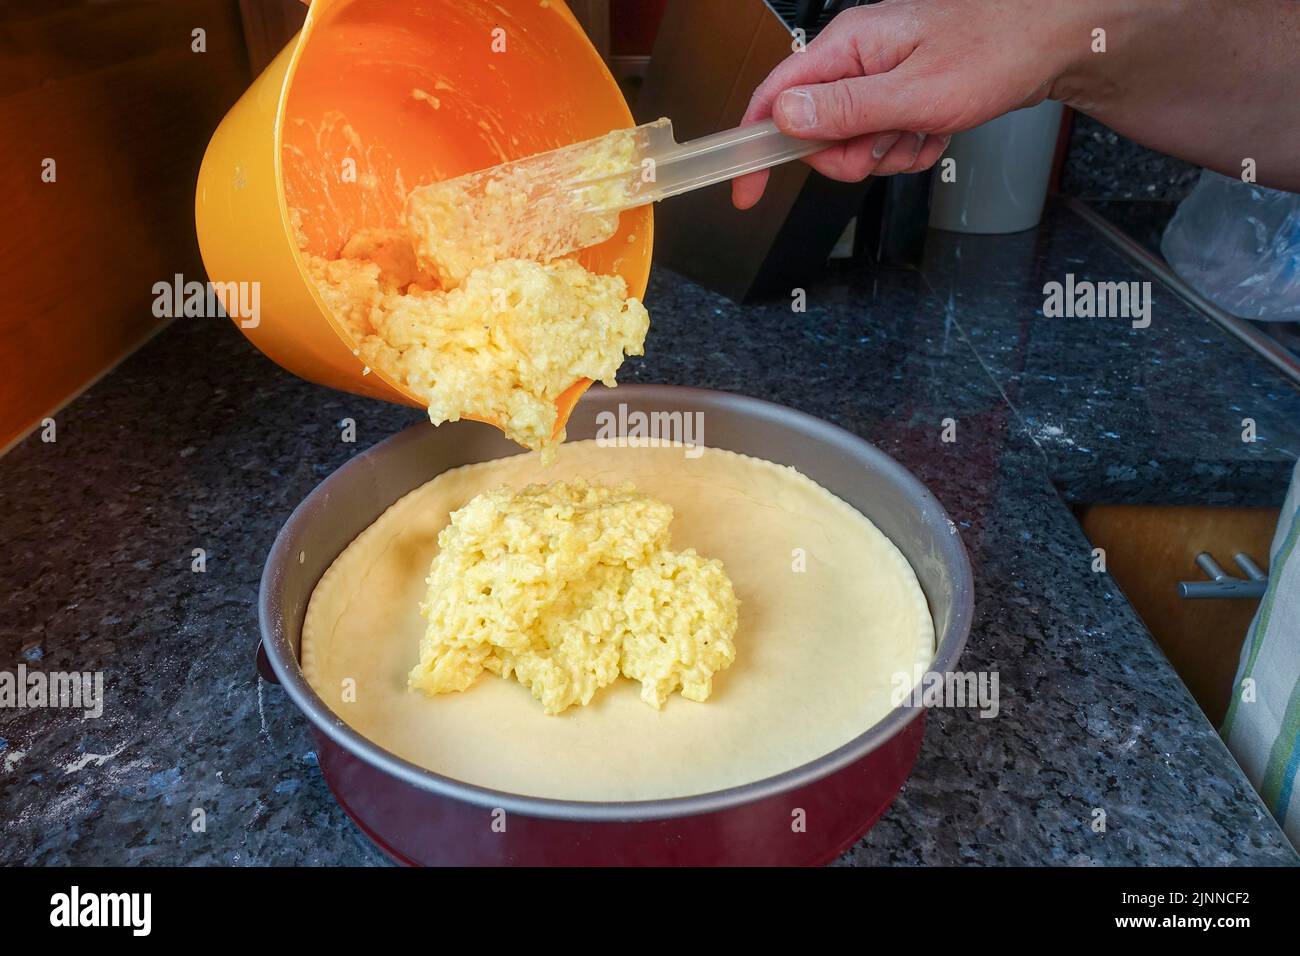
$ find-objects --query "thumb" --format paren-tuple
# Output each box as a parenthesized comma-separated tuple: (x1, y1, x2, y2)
(773, 74, 918, 140)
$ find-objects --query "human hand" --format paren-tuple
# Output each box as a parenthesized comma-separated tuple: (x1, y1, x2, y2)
(732, 0, 1087, 209)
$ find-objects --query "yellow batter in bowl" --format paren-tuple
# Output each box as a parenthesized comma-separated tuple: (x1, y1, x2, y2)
(293, 123, 649, 455)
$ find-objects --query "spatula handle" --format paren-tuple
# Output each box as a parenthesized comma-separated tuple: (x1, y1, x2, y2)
(633, 119, 828, 205)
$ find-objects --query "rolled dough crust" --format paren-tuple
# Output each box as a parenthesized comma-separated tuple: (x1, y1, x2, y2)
(301, 441, 934, 801)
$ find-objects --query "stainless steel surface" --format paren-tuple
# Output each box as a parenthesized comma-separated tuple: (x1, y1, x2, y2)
(1067, 197, 1300, 387)
(1197, 553, 1228, 580)
(1235, 552, 1268, 581)
(258, 384, 973, 822)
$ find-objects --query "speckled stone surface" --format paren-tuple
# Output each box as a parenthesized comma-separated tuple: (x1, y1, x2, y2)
(1061, 115, 1201, 202)
(920, 205, 1300, 507)
(1, 203, 1296, 866)
(1084, 199, 1179, 259)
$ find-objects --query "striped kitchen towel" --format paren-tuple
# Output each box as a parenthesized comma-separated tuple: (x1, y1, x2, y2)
(1223, 458, 1300, 851)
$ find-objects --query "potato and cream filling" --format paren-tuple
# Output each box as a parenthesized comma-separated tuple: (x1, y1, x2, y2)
(408, 480, 740, 715)
(298, 129, 647, 454)
(404, 127, 638, 288)
(305, 239, 647, 452)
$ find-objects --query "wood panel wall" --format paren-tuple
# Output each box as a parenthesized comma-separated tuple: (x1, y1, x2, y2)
(237, 0, 305, 77)
(567, 0, 611, 60)
(0, 0, 252, 453)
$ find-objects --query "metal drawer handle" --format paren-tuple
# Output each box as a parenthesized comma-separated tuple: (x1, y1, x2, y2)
(1177, 551, 1268, 599)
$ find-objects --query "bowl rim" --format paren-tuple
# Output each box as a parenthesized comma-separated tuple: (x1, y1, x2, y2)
(259, 384, 974, 822)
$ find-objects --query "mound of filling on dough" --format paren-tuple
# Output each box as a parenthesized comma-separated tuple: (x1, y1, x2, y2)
(408, 480, 739, 715)
(297, 129, 647, 456)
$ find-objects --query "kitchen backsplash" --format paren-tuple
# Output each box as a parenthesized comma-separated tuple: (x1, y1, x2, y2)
(1060, 114, 1201, 201)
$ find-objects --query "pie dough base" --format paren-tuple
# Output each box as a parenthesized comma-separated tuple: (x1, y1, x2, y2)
(301, 441, 934, 801)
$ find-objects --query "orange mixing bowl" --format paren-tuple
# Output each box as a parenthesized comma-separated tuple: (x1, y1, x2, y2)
(195, 0, 653, 431)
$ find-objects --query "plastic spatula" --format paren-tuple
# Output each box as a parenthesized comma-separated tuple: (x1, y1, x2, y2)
(406, 118, 827, 286)
(592, 116, 826, 209)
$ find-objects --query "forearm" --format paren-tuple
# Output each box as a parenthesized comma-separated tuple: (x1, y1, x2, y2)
(1053, 0, 1300, 190)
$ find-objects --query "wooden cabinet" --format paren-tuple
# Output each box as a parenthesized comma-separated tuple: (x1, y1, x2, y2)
(0, 0, 253, 452)
(1078, 503, 1278, 725)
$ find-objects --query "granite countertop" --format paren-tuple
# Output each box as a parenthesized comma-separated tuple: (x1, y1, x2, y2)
(1, 202, 1297, 865)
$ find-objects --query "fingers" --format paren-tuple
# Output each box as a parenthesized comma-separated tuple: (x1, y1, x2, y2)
(741, 40, 857, 127)
(735, 129, 902, 206)
(729, 4, 926, 207)
(731, 169, 770, 210)
(734, 130, 954, 206)
(862, 132, 954, 176)
(771, 71, 929, 140)
(872, 132, 927, 176)
(801, 128, 952, 181)
(735, 30, 860, 207)
(802, 131, 901, 182)
(905, 133, 953, 174)
(740, 7, 901, 127)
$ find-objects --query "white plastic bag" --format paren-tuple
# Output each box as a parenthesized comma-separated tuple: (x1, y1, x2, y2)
(1161, 170, 1300, 321)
